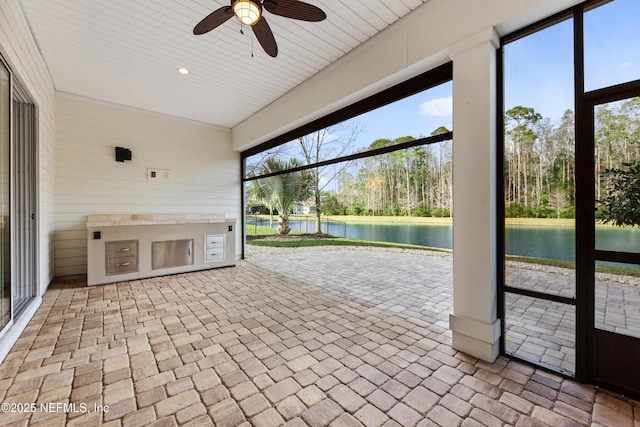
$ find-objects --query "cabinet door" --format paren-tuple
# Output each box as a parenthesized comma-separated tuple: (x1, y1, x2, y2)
(152, 239, 194, 270)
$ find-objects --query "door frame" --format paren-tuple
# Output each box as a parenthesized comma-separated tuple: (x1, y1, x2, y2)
(499, 0, 640, 397)
(581, 80, 640, 399)
(0, 54, 11, 337)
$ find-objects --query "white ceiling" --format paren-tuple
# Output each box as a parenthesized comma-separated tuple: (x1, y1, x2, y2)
(19, 0, 431, 128)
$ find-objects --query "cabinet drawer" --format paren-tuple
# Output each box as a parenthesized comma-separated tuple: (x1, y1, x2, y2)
(205, 235, 225, 248)
(205, 249, 224, 262)
(107, 240, 138, 258)
(106, 255, 138, 275)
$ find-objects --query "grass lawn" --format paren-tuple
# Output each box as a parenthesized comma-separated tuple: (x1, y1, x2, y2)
(506, 254, 575, 269)
(249, 214, 629, 228)
(245, 225, 304, 236)
(505, 217, 575, 227)
(505, 217, 637, 229)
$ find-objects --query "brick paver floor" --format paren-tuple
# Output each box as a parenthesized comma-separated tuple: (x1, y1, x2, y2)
(0, 246, 638, 426)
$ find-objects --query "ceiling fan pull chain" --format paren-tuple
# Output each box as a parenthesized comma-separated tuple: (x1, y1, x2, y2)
(251, 29, 254, 57)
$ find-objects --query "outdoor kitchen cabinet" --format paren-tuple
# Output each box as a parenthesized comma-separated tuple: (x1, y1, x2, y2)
(87, 214, 236, 286)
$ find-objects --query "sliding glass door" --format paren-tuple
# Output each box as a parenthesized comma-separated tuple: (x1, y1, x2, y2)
(0, 55, 38, 335)
(12, 93, 37, 318)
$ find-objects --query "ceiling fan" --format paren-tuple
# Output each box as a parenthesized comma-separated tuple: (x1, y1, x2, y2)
(193, 0, 327, 57)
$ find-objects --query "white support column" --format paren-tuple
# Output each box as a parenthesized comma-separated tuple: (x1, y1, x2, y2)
(449, 28, 501, 362)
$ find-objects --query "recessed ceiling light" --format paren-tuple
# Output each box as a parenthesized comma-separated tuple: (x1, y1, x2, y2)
(177, 67, 189, 75)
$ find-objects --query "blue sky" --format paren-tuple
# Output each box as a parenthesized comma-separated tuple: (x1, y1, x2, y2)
(248, 0, 639, 169)
(353, 0, 640, 146)
(584, 0, 640, 92)
(351, 0, 638, 150)
(352, 81, 453, 150)
(504, 18, 575, 121)
(504, 0, 640, 122)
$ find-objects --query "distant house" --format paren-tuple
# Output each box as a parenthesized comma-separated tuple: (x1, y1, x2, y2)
(293, 204, 310, 215)
(293, 199, 317, 215)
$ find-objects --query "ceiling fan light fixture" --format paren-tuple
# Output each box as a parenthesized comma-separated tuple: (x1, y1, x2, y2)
(232, 0, 262, 26)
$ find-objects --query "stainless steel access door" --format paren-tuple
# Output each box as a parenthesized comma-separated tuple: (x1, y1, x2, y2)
(152, 239, 193, 270)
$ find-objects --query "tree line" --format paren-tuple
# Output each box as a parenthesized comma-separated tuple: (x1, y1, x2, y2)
(505, 97, 640, 221)
(247, 97, 639, 234)
(323, 129, 453, 218)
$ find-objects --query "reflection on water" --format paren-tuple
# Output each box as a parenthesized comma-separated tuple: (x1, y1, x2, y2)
(249, 218, 640, 262)
(505, 225, 640, 261)
(505, 226, 575, 262)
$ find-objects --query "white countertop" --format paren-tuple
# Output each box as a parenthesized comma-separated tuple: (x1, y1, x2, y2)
(87, 213, 236, 227)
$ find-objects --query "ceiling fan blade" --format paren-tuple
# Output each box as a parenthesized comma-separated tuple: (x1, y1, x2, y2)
(263, 0, 327, 22)
(193, 6, 234, 35)
(253, 17, 278, 57)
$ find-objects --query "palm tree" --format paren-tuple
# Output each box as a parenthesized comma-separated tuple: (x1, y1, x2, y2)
(254, 158, 309, 234)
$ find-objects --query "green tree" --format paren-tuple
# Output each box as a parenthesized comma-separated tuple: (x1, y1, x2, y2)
(505, 106, 542, 209)
(551, 109, 575, 203)
(431, 127, 453, 217)
(547, 187, 571, 219)
(254, 158, 310, 234)
(431, 126, 450, 136)
(598, 161, 640, 227)
(320, 192, 346, 215)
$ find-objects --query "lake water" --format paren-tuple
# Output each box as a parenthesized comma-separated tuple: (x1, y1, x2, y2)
(254, 218, 640, 262)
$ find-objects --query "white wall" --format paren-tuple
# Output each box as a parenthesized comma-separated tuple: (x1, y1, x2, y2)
(55, 94, 239, 277)
(0, 0, 56, 293)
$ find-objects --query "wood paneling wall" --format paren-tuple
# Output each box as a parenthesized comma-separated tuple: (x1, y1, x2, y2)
(55, 94, 239, 277)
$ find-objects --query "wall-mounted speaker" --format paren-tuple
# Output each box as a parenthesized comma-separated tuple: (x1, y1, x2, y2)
(115, 147, 132, 162)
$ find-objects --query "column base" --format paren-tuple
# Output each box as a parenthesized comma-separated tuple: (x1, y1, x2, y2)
(450, 314, 500, 362)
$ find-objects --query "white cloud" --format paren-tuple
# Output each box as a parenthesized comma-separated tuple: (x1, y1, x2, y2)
(419, 96, 452, 117)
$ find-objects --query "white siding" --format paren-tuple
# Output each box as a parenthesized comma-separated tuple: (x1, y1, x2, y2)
(0, 0, 56, 294)
(55, 94, 239, 277)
